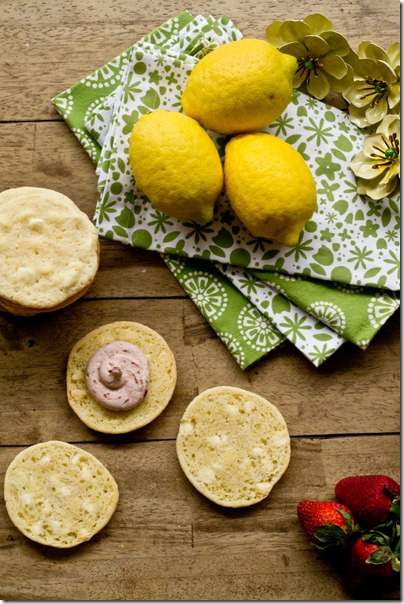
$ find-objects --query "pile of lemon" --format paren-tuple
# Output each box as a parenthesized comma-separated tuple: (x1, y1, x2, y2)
(129, 38, 317, 247)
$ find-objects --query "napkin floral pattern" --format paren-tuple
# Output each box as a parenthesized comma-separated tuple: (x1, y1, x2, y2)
(52, 12, 400, 369)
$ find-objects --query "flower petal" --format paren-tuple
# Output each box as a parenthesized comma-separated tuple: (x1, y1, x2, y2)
(265, 21, 284, 46)
(357, 41, 389, 62)
(279, 40, 308, 58)
(321, 30, 352, 57)
(388, 82, 401, 109)
(343, 81, 376, 108)
(376, 60, 399, 83)
(379, 163, 400, 185)
(303, 13, 334, 34)
(363, 175, 398, 200)
(279, 20, 311, 43)
(293, 68, 308, 88)
(362, 133, 385, 155)
(304, 34, 330, 56)
(365, 97, 389, 125)
(322, 54, 348, 79)
(347, 103, 371, 128)
(387, 42, 401, 71)
(376, 113, 400, 137)
(306, 70, 330, 99)
(352, 157, 385, 180)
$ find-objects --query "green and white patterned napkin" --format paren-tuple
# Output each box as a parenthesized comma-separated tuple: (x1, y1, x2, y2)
(52, 12, 400, 369)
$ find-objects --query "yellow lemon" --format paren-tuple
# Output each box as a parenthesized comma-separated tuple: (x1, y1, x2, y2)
(224, 133, 317, 247)
(181, 38, 297, 135)
(129, 110, 223, 224)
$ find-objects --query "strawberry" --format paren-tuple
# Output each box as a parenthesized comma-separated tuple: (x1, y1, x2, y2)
(335, 475, 400, 528)
(297, 500, 355, 550)
(349, 534, 399, 578)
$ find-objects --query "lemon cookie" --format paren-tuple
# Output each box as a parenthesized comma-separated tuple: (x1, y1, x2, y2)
(0, 187, 99, 315)
(67, 321, 177, 433)
(176, 386, 290, 507)
(4, 441, 119, 548)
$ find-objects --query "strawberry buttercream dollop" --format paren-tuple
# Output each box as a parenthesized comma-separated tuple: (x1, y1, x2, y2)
(86, 341, 149, 411)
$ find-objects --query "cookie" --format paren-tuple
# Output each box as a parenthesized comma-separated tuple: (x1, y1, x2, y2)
(66, 321, 177, 433)
(0, 187, 99, 315)
(4, 441, 119, 548)
(176, 386, 291, 507)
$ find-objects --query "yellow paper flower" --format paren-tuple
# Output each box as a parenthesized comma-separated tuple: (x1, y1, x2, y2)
(266, 13, 355, 99)
(351, 114, 400, 200)
(343, 41, 400, 128)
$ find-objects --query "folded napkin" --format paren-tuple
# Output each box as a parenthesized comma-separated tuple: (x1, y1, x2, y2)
(52, 12, 400, 369)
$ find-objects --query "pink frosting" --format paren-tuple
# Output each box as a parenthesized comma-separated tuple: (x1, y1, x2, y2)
(86, 341, 149, 411)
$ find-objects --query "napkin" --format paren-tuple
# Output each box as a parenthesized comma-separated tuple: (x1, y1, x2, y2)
(52, 12, 400, 369)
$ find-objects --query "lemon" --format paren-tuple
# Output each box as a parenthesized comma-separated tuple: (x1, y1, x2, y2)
(181, 38, 297, 135)
(129, 110, 223, 224)
(224, 133, 317, 247)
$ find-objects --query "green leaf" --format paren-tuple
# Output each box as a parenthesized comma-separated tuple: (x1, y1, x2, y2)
(262, 249, 279, 261)
(310, 263, 327, 276)
(209, 244, 226, 258)
(364, 267, 381, 279)
(335, 134, 353, 152)
(112, 225, 128, 238)
(314, 522, 348, 548)
(313, 245, 334, 266)
(332, 148, 347, 161)
(117, 157, 126, 173)
(382, 208, 392, 227)
(297, 105, 308, 117)
(285, 134, 301, 145)
(138, 105, 151, 115)
(333, 200, 349, 215)
(272, 294, 290, 314)
(115, 207, 135, 228)
(140, 88, 160, 109)
(212, 227, 234, 248)
(377, 238, 388, 250)
(368, 546, 393, 565)
(163, 231, 181, 243)
(313, 333, 333, 341)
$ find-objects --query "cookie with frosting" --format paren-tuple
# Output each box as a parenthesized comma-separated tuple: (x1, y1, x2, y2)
(0, 187, 99, 316)
(66, 321, 177, 433)
(176, 386, 290, 507)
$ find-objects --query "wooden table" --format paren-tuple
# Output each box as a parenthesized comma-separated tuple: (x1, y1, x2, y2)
(0, 0, 400, 600)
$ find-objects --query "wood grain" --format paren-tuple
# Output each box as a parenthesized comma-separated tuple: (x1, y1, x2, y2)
(0, 0, 400, 599)
(0, 299, 399, 445)
(0, 436, 399, 600)
(0, 0, 399, 121)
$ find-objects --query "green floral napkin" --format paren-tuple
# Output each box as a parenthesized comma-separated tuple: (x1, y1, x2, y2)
(52, 12, 400, 369)
(217, 263, 399, 350)
(90, 78, 400, 292)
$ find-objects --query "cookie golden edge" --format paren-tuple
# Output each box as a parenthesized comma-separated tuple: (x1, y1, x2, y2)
(0, 186, 100, 316)
(66, 321, 177, 434)
(4, 441, 119, 548)
(176, 386, 291, 508)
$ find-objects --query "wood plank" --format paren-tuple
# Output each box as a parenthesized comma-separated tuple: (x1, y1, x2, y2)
(0, 0, 399, 121)
(0, 1, 400, 600)
(0, 299, 399, 445)
(0, 436, 399, 600)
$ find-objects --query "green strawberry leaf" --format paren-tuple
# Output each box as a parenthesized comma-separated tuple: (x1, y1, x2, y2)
(314, 523, 348, 548)
(367, 546, 392, 565)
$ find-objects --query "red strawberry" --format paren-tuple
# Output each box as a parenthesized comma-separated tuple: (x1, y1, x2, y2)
(350, 535, 398, 578)
(335, 475, 400, 528)
(297, 500, 355, 550)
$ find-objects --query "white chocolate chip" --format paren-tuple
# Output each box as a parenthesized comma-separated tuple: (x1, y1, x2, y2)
(15, 267, 36, 284)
